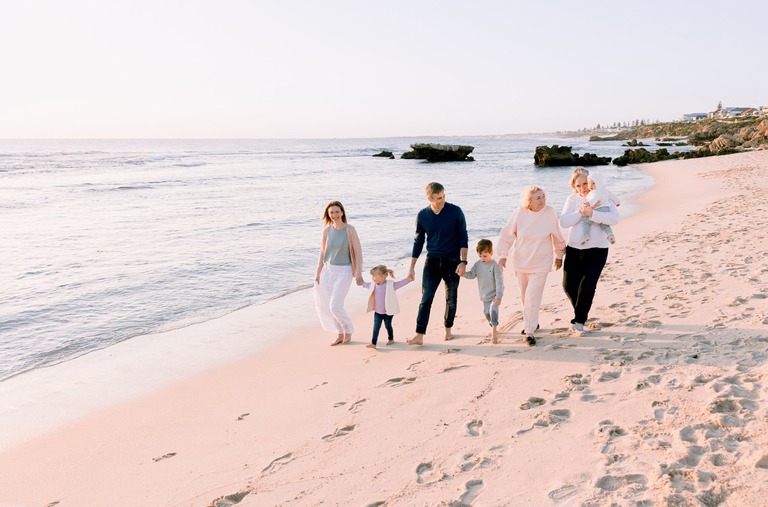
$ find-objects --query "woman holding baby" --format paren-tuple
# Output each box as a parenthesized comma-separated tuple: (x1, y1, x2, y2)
(559, 168, 620, 336)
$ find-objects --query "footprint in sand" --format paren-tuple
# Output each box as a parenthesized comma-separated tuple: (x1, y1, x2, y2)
(382, 377, 416, 387)
(407, 360, 424, 371)
(442, 364, 470, 373)
(152, 452, 177, 462)
(348, 398, 367, 412)
(459, 479, 484, 504)
(548, 483, 580, 502)
(595, 474, 647, 492)
(322, 425, 356, 441)
(415, 461, 435, 484)
(598, 371, 621, 382)
(439, 348, 462, 355)
(262, 452, 294, 473)
(519, 397, 546, 410)
(459, 452, 492, 472)
(466, 419, 483, 436)
(209, 490, 250, 507)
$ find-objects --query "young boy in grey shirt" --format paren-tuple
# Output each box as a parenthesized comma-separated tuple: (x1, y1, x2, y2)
(463, 239, 504, 343)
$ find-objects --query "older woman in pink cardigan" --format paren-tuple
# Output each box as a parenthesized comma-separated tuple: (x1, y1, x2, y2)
(497, 186, 565, 346)
(314, 200, 364, 346)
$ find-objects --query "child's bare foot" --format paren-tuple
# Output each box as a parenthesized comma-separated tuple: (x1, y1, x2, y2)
(366, 344, 376, 349)
(407, 334, 424, 345)
(492, 327, 499, 344)
(386, 339, 394, 346)
(331, 334, 344, 346)
(444, 328, 453, 341)
(342, 333, 352, 344)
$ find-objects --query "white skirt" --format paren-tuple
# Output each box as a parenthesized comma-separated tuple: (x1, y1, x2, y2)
(314, 264, 354, 334)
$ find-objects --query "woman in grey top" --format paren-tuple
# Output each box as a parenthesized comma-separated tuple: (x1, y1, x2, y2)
(314, 200, 364, 345)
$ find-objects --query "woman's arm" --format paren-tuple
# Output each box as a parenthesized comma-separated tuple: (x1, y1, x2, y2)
(559, 194, 584, 228)
(315, 227, 328, 282)
(347, 225, 364, 284)
(550, 207, 567, 261)
(497, 210, 518, 269)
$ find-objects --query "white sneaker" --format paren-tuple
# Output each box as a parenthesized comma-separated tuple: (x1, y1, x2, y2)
(572, 322, 586, 336)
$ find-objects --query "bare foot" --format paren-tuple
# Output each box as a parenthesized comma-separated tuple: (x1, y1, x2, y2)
(492, 327, 498, 344)
(342, 333, 352, 344)
(444, 328, 453, 341)
(330, 335, 344, 346)
(407, 334, 424, 345)
(366, 344, 376, 349)
(386, 339, 394, 346)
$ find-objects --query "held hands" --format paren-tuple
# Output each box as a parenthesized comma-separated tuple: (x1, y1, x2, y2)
(554, 258, 563, 271)
(456, 263, 467, 277)
(498, 258, 507, 271)
(407, 269, 416, 282)
(355, 276, 364, 286)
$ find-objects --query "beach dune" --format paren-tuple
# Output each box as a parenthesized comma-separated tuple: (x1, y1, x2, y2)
(1, 151, 767, 506)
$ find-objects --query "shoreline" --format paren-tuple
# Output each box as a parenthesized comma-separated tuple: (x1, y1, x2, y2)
(2, 151, 767, 506)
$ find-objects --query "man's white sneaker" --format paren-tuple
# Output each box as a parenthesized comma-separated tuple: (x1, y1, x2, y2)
(572, 322, 586, 336)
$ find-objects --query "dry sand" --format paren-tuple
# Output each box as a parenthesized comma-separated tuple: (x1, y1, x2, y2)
(1, 151, 767, 507)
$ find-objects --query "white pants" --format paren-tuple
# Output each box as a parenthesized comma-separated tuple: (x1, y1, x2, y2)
(314, 264, 354, 334)
(515, 271, 549, 335)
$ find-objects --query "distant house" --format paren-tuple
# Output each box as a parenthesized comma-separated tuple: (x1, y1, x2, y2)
(683, 112, 708, 122)
(737, 108, 758, 117)
(722, 107, 751, 118)
(708, 106, 756, 119)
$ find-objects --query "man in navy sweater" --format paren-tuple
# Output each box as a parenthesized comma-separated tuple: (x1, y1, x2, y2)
(407, 182, 469, 345)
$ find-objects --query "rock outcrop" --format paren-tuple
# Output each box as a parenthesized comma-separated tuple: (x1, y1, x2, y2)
(534, 145, 611, 167)
(401, 143, 475, 162)
(612, 148, 681, 166)
(372, 150, 395, 159)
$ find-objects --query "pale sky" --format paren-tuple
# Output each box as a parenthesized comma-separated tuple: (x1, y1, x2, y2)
(2, 0, 766, 139)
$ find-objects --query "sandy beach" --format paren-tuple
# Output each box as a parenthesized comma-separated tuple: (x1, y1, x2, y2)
(1, 151, 767, 506)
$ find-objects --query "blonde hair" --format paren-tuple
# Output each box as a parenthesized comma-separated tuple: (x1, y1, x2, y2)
(570, 167, 589, 192)
(520, 186, 545, 209)
(370, 264, 395, 278)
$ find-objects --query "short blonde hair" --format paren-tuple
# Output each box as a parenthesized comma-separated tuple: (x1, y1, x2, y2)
(570, 167, 589, 192)
(520, 186, 545, 209)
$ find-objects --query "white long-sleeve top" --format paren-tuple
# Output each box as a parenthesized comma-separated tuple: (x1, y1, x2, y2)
(497, 205, 566, 273)
(559, 193, 621, 249)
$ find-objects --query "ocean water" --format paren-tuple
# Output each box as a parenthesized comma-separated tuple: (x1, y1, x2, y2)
(0, 137, 653, 382)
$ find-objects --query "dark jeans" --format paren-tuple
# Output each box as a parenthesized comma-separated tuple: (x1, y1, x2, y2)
(562, 246, 609, 325)
(416, 257, 460, 334)
(372, 312, 394, 345)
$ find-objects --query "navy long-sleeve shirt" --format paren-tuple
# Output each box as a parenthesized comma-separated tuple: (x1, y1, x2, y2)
(411, 202, 469, 259)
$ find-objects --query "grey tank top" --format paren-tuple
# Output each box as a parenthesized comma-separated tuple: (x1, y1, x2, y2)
(324, 226, 351, 266)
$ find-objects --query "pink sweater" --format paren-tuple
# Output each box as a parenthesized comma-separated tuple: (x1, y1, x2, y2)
(497, 205, 566, 273)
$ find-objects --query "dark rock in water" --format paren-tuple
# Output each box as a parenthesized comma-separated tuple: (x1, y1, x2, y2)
(623, 139, 647, 147)
(401, 143, 475, 162)
(533, 145, 611, 167)
(612, 148, 681, 166)
(372, 150, 395, 159)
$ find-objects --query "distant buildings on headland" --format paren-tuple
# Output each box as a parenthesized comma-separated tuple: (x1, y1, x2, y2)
(683, 101, 766, 122)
